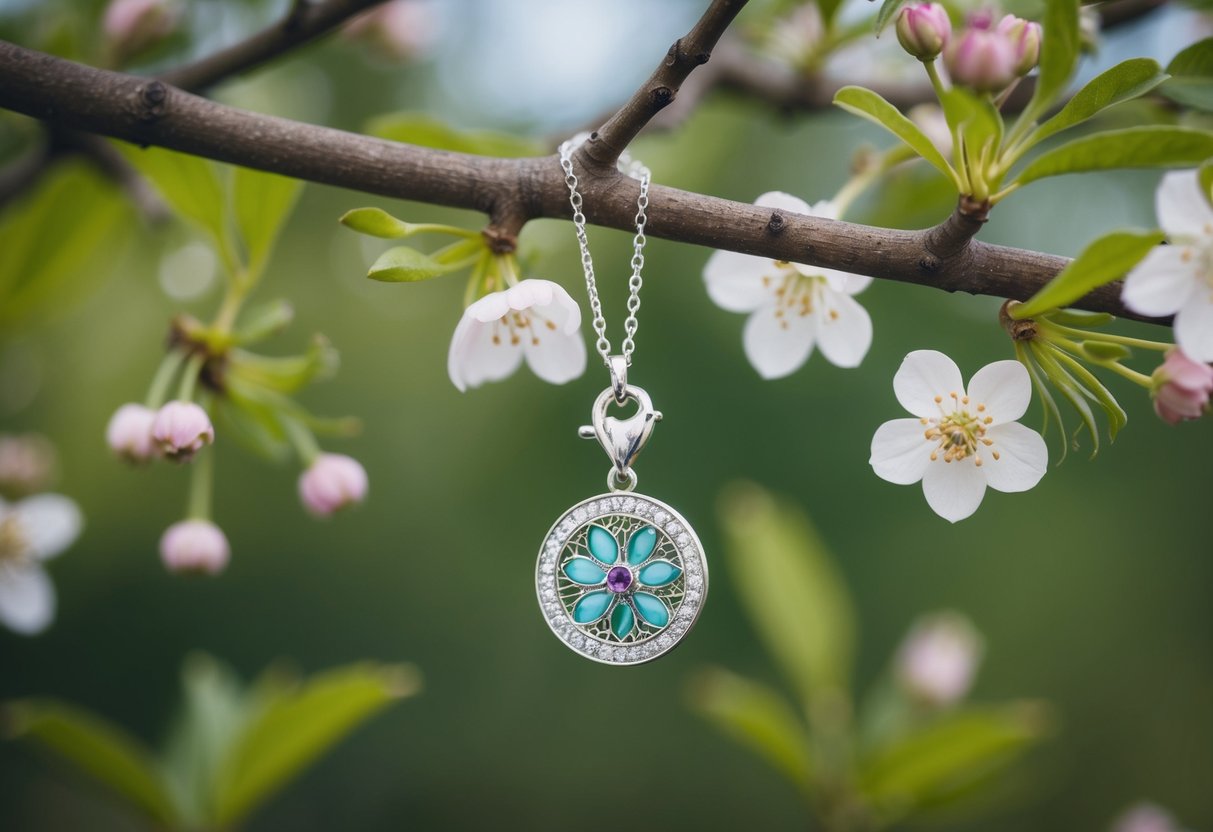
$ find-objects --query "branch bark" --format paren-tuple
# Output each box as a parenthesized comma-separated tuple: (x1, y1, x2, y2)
(0, 38, 1167, 326)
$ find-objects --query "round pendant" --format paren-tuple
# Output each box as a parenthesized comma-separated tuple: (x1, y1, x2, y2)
(535, 491, 708, 665)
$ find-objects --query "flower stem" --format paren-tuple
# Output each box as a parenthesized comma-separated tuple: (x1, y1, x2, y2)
(281, 414, 320, 466)
(186, 440, 214, 521)
(145, 348, 189, 409)
(177, 352, 206, 402)
(924, 60, 971, 194)
(1038, 320, 1171, 352)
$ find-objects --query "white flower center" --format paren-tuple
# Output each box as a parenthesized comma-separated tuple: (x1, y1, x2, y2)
(921, 393, 998, 466)
(765, 263, 839, 330)
(490, 311, 558, 347)
(0, 515, 30, 566)
(1179, 244, 1213, 295)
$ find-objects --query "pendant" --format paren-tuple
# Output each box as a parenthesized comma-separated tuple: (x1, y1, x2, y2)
(535, 358, 708, 665)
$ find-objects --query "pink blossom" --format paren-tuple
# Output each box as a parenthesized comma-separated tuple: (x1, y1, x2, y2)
(896, 3, 952, 61)
(159, 519, 229, 575)
(298, 453, 368, 517)
(344, 0, 436, 62)
(0, 434, 56, 496)
(106, 403, 158, 463)
(996, 14, 1042, 76)
(944, 19, 1018, 93)
(895, 612, 984, 705)
(1153, 348, 1213, 424)
(151, 401, 214, 462)
(102, 0, 177, 59)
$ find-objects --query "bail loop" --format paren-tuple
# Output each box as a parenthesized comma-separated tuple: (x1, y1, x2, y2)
(607, 355, 628, 404)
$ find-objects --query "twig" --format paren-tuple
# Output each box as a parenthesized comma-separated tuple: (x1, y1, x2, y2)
(0, 39, 1170, 326)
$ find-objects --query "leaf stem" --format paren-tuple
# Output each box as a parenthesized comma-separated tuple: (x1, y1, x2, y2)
(1038, 320, 1171, 352)
(187, 423, 214, 521)
(177, 352, 206, 402)
(145, 348, 189, 409)
(281, 414, 321, 466)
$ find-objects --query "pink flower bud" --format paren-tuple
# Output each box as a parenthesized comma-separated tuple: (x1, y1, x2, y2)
(159, 519, 230, 575)
(1111, 803, 1182, 832)
(344, 0, 436, 62)
(151, 401, 214, 462)
(103, 0, 178, 60)
(106, 404, 158, 463)
(895, 612, 983, 706)
(896, 3, 952, 61)
(298, 453, 368, 517)
(1153, 348, 1213, 424)
(996, 14, 1042, 76)
(944, 21, 1018, 93)
(0, 433, 56, 496)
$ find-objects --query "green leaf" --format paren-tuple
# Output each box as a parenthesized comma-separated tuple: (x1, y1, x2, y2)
(718, 482, 855, 707)
(1012, 230, 1163, 318)
(1033, 59, 1169, 145)
(232, 166, 303, 275)
(366, 112, 544, 157)
(1022, 0, 1080, 123)
(1031, 340, 1101, 456)
(228, 335, 339, 394)
(213, 663, 420, 826)
(874, 0, 910, 33)
(1080, 340, 1131, 361)
(1201, 159, 1213, 208)
(688, 667, 813, 790)
(833, 86, 957, 185)
(233, 299, 295, 346)
(340, 207, 413, 238)
(1158, 78, 1213, 112)
(1167, 37, 1213, 76)
(367, 245, 465, 282)
(4, 699, 182, 825)
(117, 143, 226, 244)
(1043, 309, 1114, 327)
(1013, 127, 1213, 187)
(858, 704, 1050, 820)
(0, 162, 130, 328)
(219, 383, 292, 462)
(1050, 347, 1128, 440)
(940, 88, 1003, 166)
(1017, 343, 1069, 462)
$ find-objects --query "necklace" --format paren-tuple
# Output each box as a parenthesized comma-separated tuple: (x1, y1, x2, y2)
(533, 137, 708, 665)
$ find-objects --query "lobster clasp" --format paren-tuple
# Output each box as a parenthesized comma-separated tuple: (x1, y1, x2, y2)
(578, 382, 663, 490)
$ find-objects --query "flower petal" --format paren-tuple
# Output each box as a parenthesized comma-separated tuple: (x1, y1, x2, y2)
(572, 591, 613, 624)
(447, 313, 523, 392)
(742, 303, 816, 379)
(814, 287, 872, 368)
(703, 249, 776, 313)
(10, 495, 82, 561)
(1174, 295, 1213, 363)
(514, 278, 582, 334)
(563, 557, 606, 585)
(523, 328, 586, 386)
(1122, 245, 1199, 318)
(894, 350, 965, 418)
(637, 560, 681, 587)
(755, 191, 814, 216)
(966, 360, 1032, 424)
(0, 565, 55, 635)
(633, 592, 670, 628)
(870, 418, 932, 485)
(587, 525, 619, 565)
(982, 423, 1048, 493)
(611, 602, 635, 639)
(921, 459, 987, 523)
(1156, 169, 1213, 241)
(626, 525, 658, 565)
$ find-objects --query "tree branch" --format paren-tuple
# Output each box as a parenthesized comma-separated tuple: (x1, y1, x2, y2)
(0, 39, 1169, 326)
(159, 0, 387, 93)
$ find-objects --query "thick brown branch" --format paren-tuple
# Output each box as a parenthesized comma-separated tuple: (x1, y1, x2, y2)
(585, 0, 748, 166)
(159, 0, 387, 92)
(0, 40, 1168, 325)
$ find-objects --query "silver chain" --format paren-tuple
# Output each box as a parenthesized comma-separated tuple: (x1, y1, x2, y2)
(558, 135, 650, 366)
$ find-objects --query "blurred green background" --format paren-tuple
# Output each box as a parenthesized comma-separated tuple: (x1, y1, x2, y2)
(1, 0, 1211, 829)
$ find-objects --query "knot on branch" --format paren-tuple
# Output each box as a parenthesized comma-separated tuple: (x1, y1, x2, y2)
(766, 211, 786, 235)
(650, 86, 674, 109)
(999, 300, 1037, 341)
(665, 38, 711, 69)
(481, 226, 517, 255)
(922, 195, 991, 266)
(135, 81, 168, 123)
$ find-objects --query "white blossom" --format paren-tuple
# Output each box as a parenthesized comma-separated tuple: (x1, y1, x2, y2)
(0, 494, 82, 635)
(448, 278, 586, 392)
(870, 350, 1047, 523)
(1123, 170, 1213, 362)
(703, 192, 873, 379)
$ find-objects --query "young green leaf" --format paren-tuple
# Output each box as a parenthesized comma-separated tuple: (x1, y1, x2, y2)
(718, 482, 856, 708)
(117, 143, 227, 244)
(340, 207, 413, 238)
(1031, 340, 1101, 456)
(687, 667, 813, 791)
(1021, 0, 1080, 124)
(1079, 340, 1132, 362)
(212, 663, 420, 826)
(939, 88, 1003, 170)
(1012, 229, 1163, 319)
(367, 245, 465, 282)
(1017, 343, 1069, 461)
(1050, 347, 1128, 440)
(233, 299, 295, 346)
(834, 86, 959, 186)
(858, 704, 1049, 819)
(232, 166, 303, 275)
(365, 112, 544, 157)
(874, 0, 910, 33)
(219, 382, 292, 462)
(1158, 78, 1213, 112)
(1167, 37, 1213, 77)
(227, 335, 339, 394)
(4, 699, 183, 825)
(1043, 309, 1115, 328)
(1200, 159, 1213, 208)
(1031, 59, 1169, 146)
(1012, 127, 1213, 188)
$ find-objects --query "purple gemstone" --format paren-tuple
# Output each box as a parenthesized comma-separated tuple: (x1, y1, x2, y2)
(606, 566, 633, 593)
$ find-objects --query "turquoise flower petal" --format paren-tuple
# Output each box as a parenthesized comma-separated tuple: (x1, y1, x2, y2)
(563, 558, 606, 585)
(611, 603, 635, 639)
(633, 592, 670, 627)
(637, 560, 681, 587)
(626, 526, 658, 565)
(572, 591, 613, 624)
(588, 525, 619, 565)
